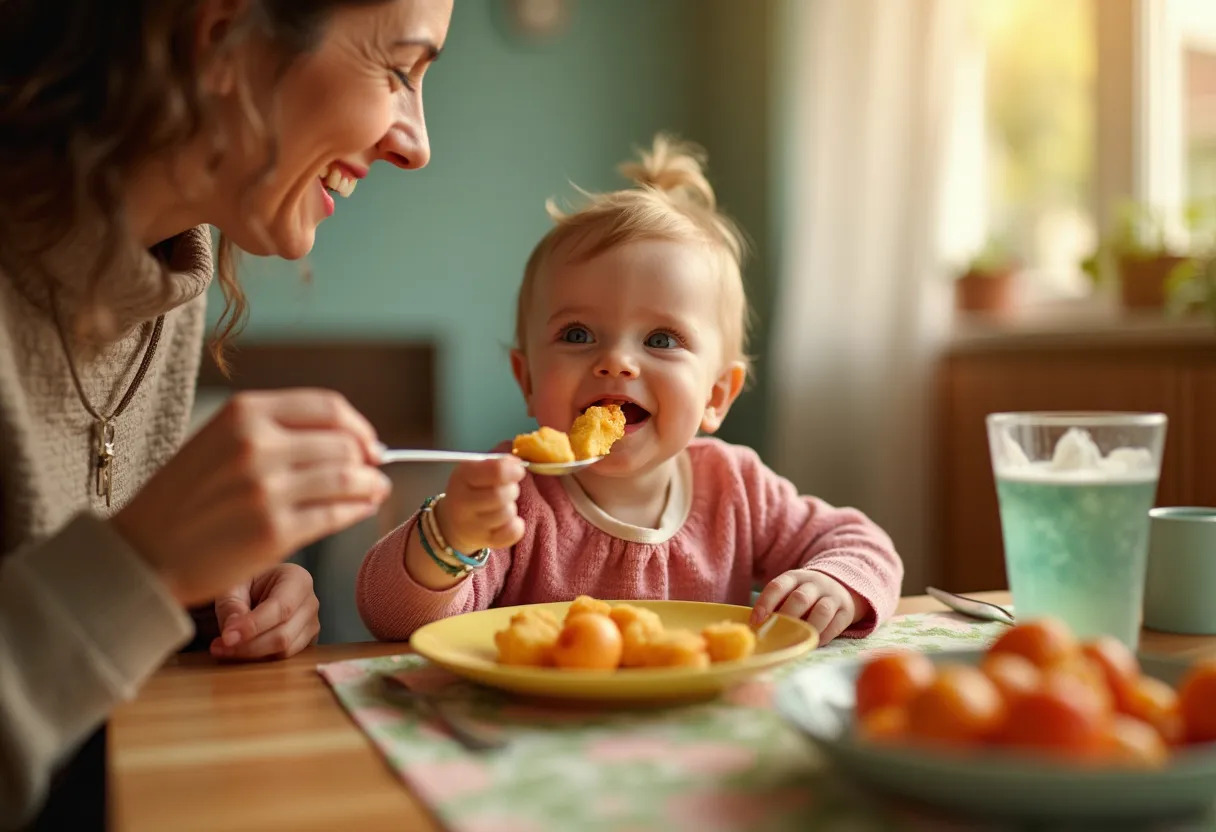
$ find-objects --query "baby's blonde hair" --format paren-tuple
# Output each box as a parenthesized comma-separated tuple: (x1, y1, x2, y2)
(514, 134, 751, 374)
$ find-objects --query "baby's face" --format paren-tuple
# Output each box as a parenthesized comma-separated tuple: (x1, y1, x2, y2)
(513, 239, 742, 477)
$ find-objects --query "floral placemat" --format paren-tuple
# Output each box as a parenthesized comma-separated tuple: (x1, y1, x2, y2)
(318, 612, 1028, 831)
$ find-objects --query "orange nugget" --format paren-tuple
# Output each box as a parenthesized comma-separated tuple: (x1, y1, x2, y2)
(701, 621, 756, 663)
(512, 426, 575, 464)
(568, 405, 626, 460)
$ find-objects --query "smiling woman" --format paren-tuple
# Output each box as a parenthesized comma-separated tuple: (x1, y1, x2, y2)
(0, 0, 452, 828)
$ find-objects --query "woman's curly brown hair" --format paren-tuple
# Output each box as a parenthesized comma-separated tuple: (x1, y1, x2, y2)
(0, 0, 389, 371)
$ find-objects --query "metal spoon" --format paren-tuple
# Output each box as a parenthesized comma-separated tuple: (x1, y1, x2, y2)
(377, 448, 603, 476)
(379, 674, 508, 752)
(925, 586, 1016, 626)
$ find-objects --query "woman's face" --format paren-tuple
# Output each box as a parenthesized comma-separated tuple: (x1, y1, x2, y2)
(212, 0, 453, 259)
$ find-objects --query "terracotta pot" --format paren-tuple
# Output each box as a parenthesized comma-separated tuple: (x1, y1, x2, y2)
(955, 269, 1016, 316)
(1117, 254, 1188, 310)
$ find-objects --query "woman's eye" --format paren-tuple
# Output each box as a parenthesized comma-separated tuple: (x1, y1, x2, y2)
(392, 68, 416, 91)
(645, 331, 679, 349)
(560, 326, 593, 344)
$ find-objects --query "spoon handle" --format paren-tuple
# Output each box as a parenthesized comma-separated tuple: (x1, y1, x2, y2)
(379, 449, 511, 465)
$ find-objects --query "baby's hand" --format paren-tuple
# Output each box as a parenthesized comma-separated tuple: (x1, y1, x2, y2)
(433, 458, 527, 554)
(751, 569, 868, 645)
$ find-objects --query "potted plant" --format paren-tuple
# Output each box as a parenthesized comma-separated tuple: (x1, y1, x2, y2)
(955, 237, 1018, 316)
(1082, 199, 1204, 310)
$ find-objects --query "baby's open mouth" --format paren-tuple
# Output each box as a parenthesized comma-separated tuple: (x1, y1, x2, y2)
(585, 398, 651, 430)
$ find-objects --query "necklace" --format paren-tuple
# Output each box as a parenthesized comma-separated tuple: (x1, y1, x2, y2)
(49, 290, 165, 507)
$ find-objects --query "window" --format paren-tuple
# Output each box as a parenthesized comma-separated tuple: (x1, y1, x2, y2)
(945, 0, 1216, 310)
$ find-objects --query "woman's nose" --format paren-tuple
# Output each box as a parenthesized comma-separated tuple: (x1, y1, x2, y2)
(376, 97, 431, 170)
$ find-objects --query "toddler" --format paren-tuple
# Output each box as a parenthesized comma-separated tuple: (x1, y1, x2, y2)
(357, 135, 903, 645)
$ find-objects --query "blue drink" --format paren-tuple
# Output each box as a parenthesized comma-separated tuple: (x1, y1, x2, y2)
(995, 472, 1159, 648)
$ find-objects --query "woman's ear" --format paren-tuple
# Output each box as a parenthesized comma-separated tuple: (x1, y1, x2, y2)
(701, 362, 746, 434)
(510, 349, 535, 417)
(194, 0, 249, 95)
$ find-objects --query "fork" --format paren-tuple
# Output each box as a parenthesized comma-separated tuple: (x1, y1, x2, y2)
(379, 674, 508, 752)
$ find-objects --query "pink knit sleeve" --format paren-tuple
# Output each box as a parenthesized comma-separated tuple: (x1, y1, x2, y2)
(724, 444, 904, 637)
(354, 472, 553, 641)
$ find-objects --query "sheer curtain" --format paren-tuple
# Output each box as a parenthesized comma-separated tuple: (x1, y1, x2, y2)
(770, 0, 971, 592)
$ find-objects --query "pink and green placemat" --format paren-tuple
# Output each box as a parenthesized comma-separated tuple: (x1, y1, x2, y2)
(318, 612, 1016, 831)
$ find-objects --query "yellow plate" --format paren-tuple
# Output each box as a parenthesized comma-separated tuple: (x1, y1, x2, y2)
(409, 600, 818, 704)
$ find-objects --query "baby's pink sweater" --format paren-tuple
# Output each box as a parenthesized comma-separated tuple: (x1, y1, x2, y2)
(357, 438, 903, 641)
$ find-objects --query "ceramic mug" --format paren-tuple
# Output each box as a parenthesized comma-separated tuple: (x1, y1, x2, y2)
(1143, 507, 1216, 635)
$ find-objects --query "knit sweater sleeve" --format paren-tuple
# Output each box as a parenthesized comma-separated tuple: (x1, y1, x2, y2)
(0, 513, 192, 829)
(712, 442, 904, 637)
(355, 474, 554, 641)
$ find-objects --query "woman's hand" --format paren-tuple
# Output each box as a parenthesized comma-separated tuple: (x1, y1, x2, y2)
(210, 564, 320, 660)
(113, 389, 391, 607)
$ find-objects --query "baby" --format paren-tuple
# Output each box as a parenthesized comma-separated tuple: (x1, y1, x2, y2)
(357, 135, 903, 645)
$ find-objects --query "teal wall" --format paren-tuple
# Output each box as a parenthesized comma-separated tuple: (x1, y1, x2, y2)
(212, 0, 777, 454)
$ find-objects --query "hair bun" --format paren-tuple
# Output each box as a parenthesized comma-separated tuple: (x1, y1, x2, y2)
(618, 133, 716, 210)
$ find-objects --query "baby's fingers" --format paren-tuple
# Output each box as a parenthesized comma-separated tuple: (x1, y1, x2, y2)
(457, 457, 526, 489)
(485, 516, 525, 549)
(751, 573, 800, 627)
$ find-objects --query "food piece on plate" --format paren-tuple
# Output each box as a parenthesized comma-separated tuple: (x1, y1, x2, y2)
(987, 618, 1079, 669)
(855, 650, 935, 719)
(608, 603, 662, 636)
(1179, 659, 1216, 743)
(567, 595, 613, 621)
(858, 705, 909, 744)
(999, 672, 1110, 760)
(980, 652, 1040, 704)
(1102, 714, 1169, 768)
(1123, 675, 1184, 745)
(550, 612, 623, 670)
(495, 618, 560, 667)
(905, 665, 1005, 746)
(512, 426, 575, 464)
(701, 621, 756, 663)
(509, 607, 561, 634)
(642, 629, 710, 669)
(1081, 635, 1140, 712)
(620, 619, 660, 668)
(568, 404, 626, 460)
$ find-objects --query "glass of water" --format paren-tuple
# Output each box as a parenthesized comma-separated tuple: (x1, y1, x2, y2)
(986, 412, 1167, 649)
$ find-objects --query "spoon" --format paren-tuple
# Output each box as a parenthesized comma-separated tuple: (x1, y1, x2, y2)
(925, 586, 1016, 626)
(376, 448, 603, 477)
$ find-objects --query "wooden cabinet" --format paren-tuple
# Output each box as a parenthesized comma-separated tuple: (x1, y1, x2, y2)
(935, 329, 1216, 592)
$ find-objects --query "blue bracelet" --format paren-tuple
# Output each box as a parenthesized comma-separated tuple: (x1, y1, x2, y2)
(419, 495, 491, 573)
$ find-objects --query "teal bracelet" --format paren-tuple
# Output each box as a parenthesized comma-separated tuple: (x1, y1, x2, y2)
(417, 513, 467, 577)
(418, 495, 491, 574)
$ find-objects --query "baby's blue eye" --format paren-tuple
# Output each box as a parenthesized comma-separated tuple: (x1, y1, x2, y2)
(645, 331, 678, 349)
(561, 326, 593, 344)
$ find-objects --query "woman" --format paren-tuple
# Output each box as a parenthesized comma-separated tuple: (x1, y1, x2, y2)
(0, 0, 453, 827)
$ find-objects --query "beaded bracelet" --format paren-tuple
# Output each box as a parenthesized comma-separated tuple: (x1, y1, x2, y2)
(418, 495, 491, 575)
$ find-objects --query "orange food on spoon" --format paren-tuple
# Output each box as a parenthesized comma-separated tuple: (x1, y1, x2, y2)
(1177, 660, 1216, 743)
(988, 618, 1079, 669)
(905, 665, 1005, 746)
(550, 612, 623, 670)
(855, 650, 935, 719)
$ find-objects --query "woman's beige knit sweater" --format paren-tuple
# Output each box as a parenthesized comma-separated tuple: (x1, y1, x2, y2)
(0, 227, 212, 828)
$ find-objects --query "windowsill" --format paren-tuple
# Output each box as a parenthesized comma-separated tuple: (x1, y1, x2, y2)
(948, 295, 1216, 353)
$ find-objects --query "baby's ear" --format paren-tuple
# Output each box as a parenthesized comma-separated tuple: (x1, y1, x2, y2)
(701, 362, 746, 434)
(510, 349, 535, 417)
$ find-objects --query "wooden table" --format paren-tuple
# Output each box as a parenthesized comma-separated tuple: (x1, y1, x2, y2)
(109, 592, 1216, 832)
